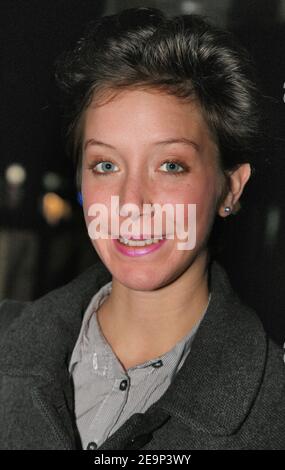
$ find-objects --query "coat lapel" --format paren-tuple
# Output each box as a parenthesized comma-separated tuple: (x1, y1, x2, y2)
(153, 261, 267, 436)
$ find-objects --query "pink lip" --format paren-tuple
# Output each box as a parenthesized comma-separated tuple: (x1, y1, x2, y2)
(113, 238, 167, 257)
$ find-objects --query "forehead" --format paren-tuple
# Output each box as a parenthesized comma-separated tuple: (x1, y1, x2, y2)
(83, 88, 214, 145)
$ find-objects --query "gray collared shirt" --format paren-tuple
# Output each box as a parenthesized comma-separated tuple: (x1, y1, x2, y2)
(69, 281, 210, 450)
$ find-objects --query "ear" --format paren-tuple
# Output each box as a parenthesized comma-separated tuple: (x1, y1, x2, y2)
(218, 163, 251, 217)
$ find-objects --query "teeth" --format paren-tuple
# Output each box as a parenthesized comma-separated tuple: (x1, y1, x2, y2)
(118, 237, 163, 246)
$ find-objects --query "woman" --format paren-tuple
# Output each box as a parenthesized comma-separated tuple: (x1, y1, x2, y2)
(0, 7, 284, 450)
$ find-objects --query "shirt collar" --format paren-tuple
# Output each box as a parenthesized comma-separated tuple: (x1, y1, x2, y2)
(68, 280, 112, 375)
(69, 281, 211, 379)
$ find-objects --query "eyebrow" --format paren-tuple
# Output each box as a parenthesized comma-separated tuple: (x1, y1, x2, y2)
(84, 139, 116, 151)
(84, 137, 199, 152)
(156, 137, 199, 151)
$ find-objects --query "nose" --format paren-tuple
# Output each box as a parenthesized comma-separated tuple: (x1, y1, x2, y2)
(118, 174, 153, 220)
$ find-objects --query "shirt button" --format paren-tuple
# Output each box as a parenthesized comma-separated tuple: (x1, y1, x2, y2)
(119, 379, 128, 391)
(87, 441, 98, 450)
(152, 359, 163, 368)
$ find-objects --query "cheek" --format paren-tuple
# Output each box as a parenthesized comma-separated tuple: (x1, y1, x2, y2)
(177, 178, 218, 234)
(172, 179, 215, 209)
(82, 182, 110, 227)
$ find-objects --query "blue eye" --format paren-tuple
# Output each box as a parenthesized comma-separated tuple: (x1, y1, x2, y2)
(160, 161, 185, 173)
(88, 160, 119, 174)
(96, 161, 117, 172)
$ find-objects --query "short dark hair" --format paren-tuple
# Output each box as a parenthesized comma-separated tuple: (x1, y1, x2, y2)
(55, 7, 260, 188)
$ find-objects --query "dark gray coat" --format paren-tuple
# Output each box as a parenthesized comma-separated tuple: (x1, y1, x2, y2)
(0, 260, 284, 450)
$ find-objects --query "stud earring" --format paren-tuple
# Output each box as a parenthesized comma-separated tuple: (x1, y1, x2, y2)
(224, 206, 231, 213)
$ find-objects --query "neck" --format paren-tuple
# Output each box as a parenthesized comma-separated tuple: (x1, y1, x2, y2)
(97, 250, 210, 369)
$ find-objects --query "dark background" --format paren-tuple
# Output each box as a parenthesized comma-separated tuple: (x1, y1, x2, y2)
(0, 0, 284, 346)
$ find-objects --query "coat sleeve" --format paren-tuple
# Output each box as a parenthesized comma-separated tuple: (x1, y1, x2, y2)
(0, 299, 30, 340)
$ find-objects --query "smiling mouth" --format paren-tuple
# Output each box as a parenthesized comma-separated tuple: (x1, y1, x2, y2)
(117, 236, 165, 247)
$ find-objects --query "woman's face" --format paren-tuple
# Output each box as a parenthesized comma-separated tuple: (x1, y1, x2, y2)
(81, 88, 225, 290)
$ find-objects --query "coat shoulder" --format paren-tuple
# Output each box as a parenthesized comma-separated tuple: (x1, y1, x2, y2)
(0, 299, 30, 339)
(0, 260, 111, 348)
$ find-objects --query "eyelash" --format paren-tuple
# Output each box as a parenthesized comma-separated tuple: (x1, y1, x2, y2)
(87, 158, 190, 176)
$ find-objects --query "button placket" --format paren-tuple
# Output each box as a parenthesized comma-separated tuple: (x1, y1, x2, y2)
(88, 376, 129, 446)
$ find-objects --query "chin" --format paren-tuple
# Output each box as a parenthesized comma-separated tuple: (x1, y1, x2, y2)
(112, 268, 169, 291)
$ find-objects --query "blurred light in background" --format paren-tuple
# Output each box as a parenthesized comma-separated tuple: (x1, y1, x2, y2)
(281, 0, 285, 21)
(4, 163, 26, 210)
(180, 1, 202, 14)
(5, 163, 26, 186)
(105, 0, 233, 27)
(42, 171, 62, 192)
(264, 206, 281, 248)
(42, 192, 72, 226)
